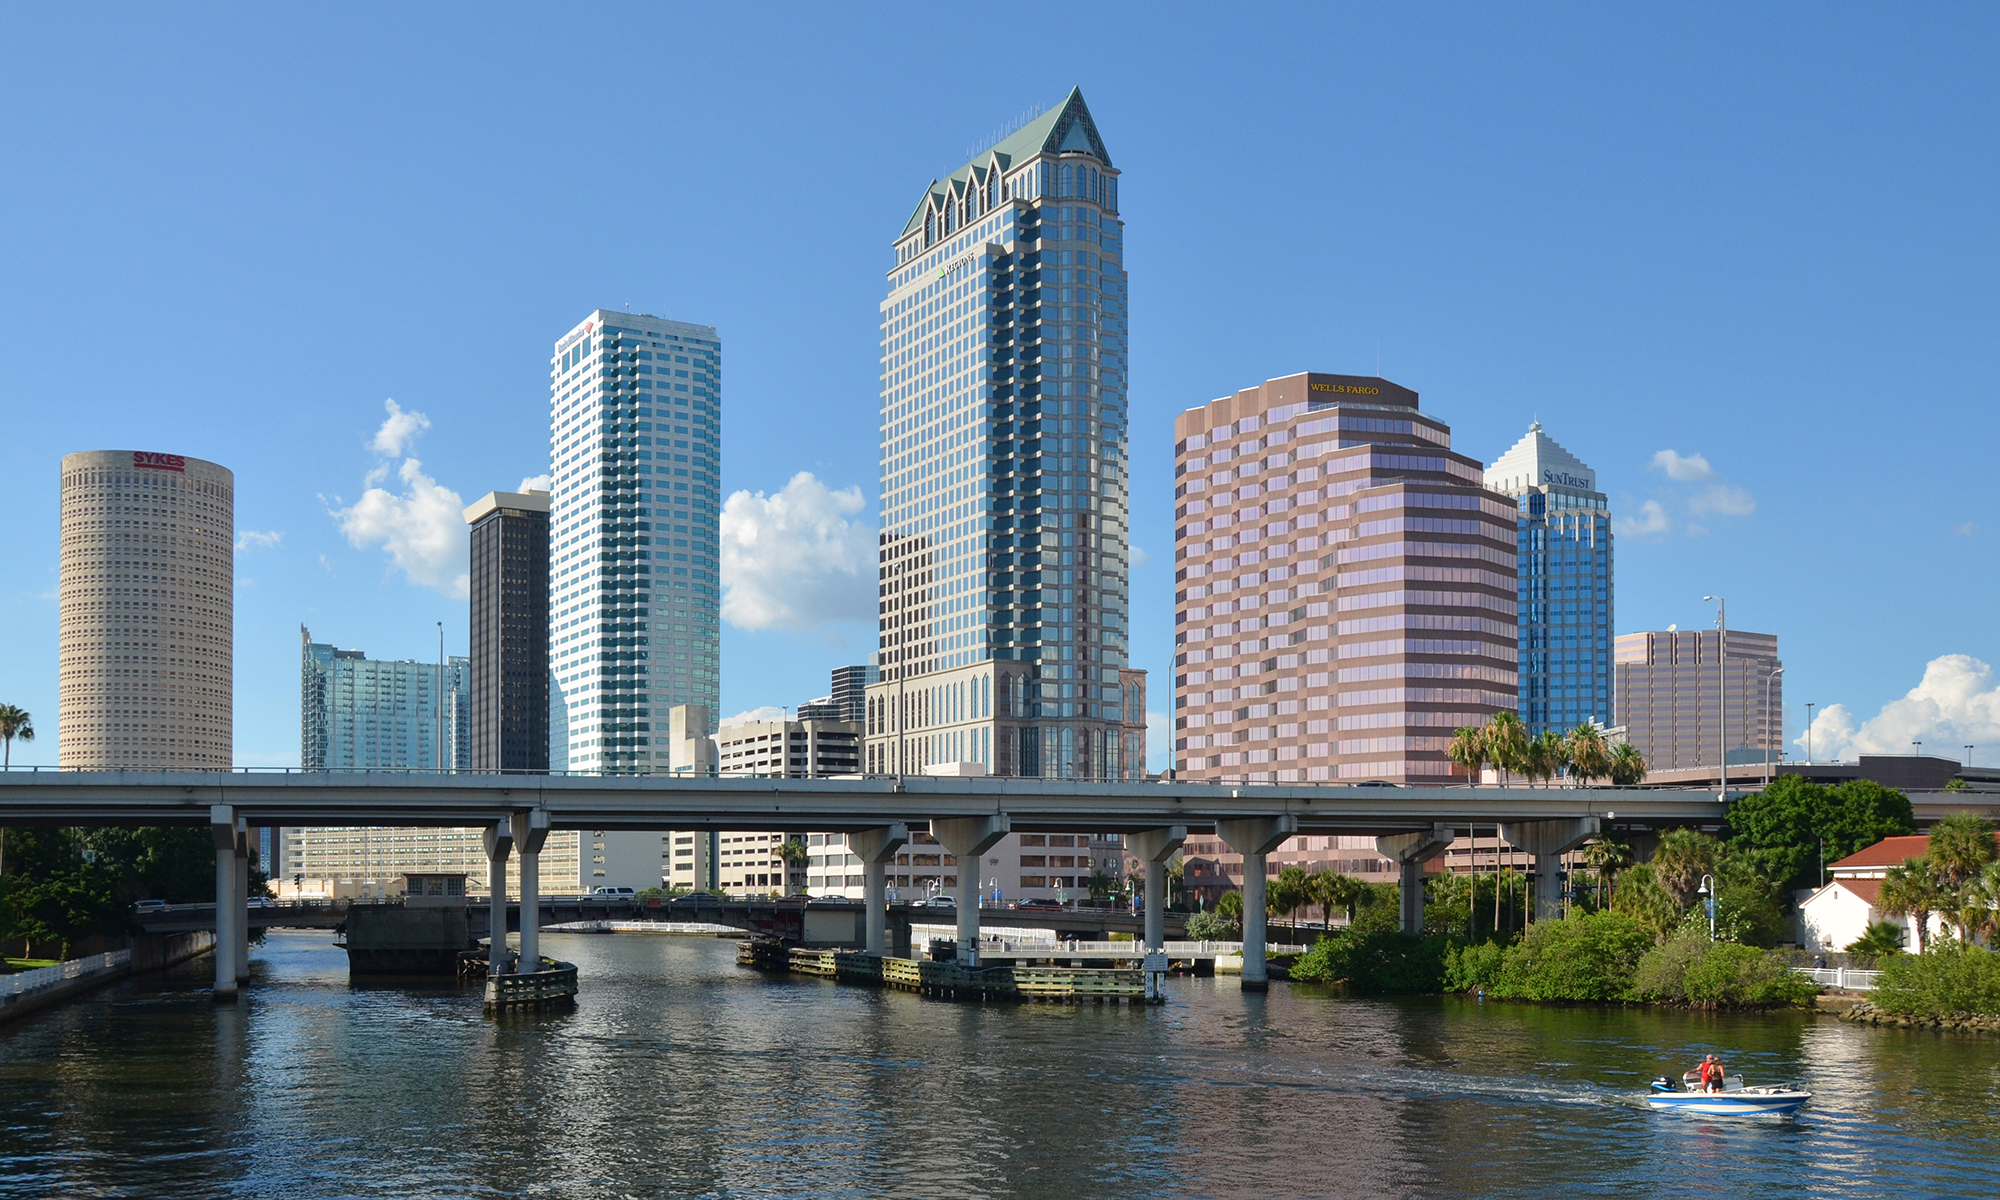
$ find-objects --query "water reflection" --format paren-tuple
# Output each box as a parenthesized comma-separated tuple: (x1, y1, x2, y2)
(0, 931, 1997, 1198)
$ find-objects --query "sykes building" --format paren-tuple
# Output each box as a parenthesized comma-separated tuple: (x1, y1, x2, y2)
(1483, 423, 1613, 736)
(863, 88, 1147, 782)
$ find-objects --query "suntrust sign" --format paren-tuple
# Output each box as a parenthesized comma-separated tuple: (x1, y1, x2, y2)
(1542, 468, 1592, 490)
(133, 452, 186, 472)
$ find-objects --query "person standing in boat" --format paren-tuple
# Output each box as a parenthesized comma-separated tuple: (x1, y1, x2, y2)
(1699, 1054, 1726, 1092)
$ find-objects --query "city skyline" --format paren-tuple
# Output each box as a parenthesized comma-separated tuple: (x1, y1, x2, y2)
(4, 10, 1999, 771)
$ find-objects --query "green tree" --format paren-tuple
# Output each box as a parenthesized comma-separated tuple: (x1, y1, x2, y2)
(776, 838, 807, 895)
(1651, 829, 1725, 908)
(1820, 780, 1916, 862)
(1522, 729, 1570, 787)
(0, 704, 33, 770)
(1607, 742, 1647, 786)
(1313, 868, 1373, 928)
(1491, 910, 1653, 1001)
(1271, 864, 1312, 924)
(1581, 838, 1633, 908)
(1214, 889, 1243, 923)
(1447, 726, 1488, 787)
(1567, 724, 1611, 786)
(1485, 712, 1530, 785)
(1926, 813, 1996, 893)
(1880, 857, 1946, 953)
(1847, 921, 1908, 959)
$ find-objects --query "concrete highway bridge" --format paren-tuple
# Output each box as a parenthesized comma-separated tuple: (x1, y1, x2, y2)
(1, 768, 1730, 1000)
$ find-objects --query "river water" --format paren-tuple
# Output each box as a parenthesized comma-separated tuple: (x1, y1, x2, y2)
(2, 930, 1998, 1198)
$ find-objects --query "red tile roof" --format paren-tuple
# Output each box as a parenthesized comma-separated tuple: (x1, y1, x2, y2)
(1829, 832, 2000, 871)
(1833, 878, 1882, 905)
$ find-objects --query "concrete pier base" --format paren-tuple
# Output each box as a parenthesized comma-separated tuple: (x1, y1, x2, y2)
(512, 809, 549, 970)
(933, 815, 1009, 967)
(1217, 816, 1298, 991)
(1376, 825, 1456, 937)
(483, 820, 514, 975)
(1129, 826, 1186, 1004)
(1499, 818, 1599, 921)
(851, 824, 909, 957)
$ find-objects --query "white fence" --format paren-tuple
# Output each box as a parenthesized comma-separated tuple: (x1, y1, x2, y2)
(0, 950, 132, 1002)
(1793, 966, 1880, 991)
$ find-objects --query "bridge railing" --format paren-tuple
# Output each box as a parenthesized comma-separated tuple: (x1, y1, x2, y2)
(1, 950, 131, 1000)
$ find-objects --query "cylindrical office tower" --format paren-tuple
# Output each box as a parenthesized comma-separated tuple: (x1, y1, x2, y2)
(59, 450, 234, 768)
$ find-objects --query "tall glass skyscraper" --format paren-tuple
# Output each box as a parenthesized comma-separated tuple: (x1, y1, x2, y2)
(1483, 422, 1613, 735)
(863, 88, 1147, 781)
(547, 310, 721, 775)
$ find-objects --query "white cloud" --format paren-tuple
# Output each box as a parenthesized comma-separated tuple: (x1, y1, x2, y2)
(331, 457, 470, 596)
(720, 472, 878, 632)
(1613, 499, 1671, 538)
(235, 530, 282, 553)
(518, 474, 551, 494)
(721, 706, 788, 727)
(371, 398, 431, 458)
(1689, 484, 1756, 517)
(1796, 654, 2000, 764)
(1649, 449, 1716, 482)
(1955, 522, 1979, 537)
(1131, 545, 1151, 569)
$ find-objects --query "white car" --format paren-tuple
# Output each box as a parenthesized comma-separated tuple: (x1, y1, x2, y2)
(592, 886, 636, 897)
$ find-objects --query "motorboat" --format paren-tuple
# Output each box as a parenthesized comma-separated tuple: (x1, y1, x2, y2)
(1647, 1070, 1810, 1116)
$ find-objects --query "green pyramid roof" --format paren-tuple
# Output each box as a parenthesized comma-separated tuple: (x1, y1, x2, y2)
(899, 88, 1109, 238)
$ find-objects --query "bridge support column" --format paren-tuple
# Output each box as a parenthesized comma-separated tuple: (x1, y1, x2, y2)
(1217, 816, 1298, 992)
(1376, 825, 1456, 937)
(511, 809, 549, 972)
(210, 805, 239, 1002)
(483, 820, 514, 975)
(1129, 827, 1186, 1004)
(933, 815, 1009, 967)
(233, 825, 250, 983)
(1499, 818, 1599, 922)
(849, 824, 909, 956)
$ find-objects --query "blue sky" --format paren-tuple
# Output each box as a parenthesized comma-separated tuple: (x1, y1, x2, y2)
(3, 6, 1997, 769)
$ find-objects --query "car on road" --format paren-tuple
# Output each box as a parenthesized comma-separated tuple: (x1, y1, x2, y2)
(246, 897, 276, 909)
(592, 886, 637, 897)
(1010, 898, 1064, 911)
(134, 899, 168, 913)
(913, 895, 954, 909)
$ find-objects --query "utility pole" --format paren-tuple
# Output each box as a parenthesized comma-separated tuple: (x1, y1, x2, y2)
(1806, 702, 1815, 764)
(437, 620, 445, 775)
(1766, 666, 1783, 786)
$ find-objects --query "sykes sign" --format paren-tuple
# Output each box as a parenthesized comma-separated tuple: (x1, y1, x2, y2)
(133, 452, 186, 472)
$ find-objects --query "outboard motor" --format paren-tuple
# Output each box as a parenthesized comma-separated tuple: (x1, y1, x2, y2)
(1649, 1076, 1677, 1093)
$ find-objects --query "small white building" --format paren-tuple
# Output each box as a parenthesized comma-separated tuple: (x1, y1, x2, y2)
(1797, 834, 1968, 953)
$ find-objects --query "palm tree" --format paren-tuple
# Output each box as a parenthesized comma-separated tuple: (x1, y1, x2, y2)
(1525, 729, 1570, 787)
(0, 705, 32, 770)
(1880, 857, 1946, 953)
(1271, 865, 1312, 926)
(1313, 869, 1371, 928)
(777, 838, 807, 895)
(1581, 838, 1633, 908)
(1448, 726, 1488, 787)
(1651, 829, 1721, 909)
(1925, 813, 1997, 892)
(1846, 921, 1907, 959)
(1485, 712, 1530, 785)
(1567, 723, 1611, 786)
(1607, 742, 1647, 787)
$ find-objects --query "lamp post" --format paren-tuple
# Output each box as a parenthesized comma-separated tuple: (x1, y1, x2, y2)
(436, 620, 445, 775)
(1703, 596, 1726, 799)
(1697, 874, 1716, 942)
(1765, 666, 1784, 786)
(1805, 702, 1815, 764)
(1967, 745, 1975, 769)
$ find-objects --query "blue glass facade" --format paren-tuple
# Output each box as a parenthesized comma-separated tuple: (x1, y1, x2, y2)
(1484, 424, 1613, 736)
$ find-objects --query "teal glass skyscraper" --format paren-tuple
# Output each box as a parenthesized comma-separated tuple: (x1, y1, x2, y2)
(863, 89, 1148, 781)
(1484, 423, 1614, 736)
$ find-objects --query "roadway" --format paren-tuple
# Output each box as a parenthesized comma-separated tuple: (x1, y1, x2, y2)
(0, 769, 1729, 834)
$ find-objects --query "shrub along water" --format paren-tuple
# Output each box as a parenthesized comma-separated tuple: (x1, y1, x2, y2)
(1872, 945, 2000, 1017)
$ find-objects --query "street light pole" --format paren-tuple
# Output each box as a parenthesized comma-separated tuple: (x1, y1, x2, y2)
(1806, 702, 1815, 764)
(1698, 873, 1716, 942)
(1766, 666, 1783, 786)
(437, 620, 445, 775)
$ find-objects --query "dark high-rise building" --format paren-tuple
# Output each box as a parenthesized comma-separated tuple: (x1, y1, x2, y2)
(830, 663, 878, 723)
(464, 489, 551, 773)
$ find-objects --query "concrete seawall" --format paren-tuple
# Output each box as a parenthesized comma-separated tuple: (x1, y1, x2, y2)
(0, 931, 217, 1026)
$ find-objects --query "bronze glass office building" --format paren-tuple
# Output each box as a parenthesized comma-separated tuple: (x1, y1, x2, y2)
(464, 489, 550, 773)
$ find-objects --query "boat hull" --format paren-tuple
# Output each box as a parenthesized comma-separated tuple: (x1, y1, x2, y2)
(1647, 1090, 1809, 1116)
